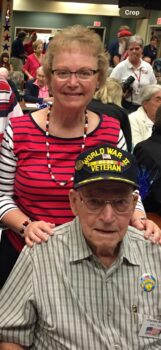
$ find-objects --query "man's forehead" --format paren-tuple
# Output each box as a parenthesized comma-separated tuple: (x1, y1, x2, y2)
(80, 181, 132, 195)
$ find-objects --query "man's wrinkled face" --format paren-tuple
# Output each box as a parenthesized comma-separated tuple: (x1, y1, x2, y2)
(69, 181, 138, 260)
(143, 91, 161, 121)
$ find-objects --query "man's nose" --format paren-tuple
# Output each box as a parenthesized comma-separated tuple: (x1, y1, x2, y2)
(99, 203, 115, 222)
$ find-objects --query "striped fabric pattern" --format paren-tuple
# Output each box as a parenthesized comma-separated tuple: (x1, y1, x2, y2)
(0, 113, 124, 251)
(0, 218, 161, 349)
(0, 78, 23, 146)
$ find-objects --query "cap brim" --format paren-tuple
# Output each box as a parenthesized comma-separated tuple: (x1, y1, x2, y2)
(74, 175, 139, 189)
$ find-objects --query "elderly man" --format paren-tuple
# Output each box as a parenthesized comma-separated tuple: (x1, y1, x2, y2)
(0, 144, 161, 349)
(129, 84, 161, 147)
(24, 66, 53, 104)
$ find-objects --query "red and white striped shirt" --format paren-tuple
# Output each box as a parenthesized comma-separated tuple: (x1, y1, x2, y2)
(0, 112, 126, 251)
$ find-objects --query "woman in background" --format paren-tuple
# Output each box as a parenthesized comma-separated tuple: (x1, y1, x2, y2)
(0, 52, 13, 72)
(88, 77, 132, 151)
(22, 39, 44, 80)
(129, 84, 161, 147)
(110, 35, 157, 113)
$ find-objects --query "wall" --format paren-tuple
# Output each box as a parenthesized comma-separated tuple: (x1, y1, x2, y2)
(12, 11, 137, 48)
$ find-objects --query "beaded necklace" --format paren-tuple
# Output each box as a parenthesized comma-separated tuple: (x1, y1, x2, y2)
(45, 107, 88, 186)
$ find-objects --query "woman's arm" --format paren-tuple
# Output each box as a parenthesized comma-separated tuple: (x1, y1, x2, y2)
(0, 122, 54, 246)
(22, 57, 33, 80)
(0, 343, 25, 350)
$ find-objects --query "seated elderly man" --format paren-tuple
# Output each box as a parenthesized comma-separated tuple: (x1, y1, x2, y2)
(129, 84, 161, 147)
(24, 66, 53, 104)
(0, 144, 161, 349)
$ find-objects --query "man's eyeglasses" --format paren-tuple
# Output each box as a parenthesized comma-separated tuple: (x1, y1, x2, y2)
(78, 193, 136, 214)
(51, 69, 99, 80)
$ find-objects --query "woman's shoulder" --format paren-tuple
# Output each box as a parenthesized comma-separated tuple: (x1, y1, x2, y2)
(129, 106, 146, 121)
(103, 103, 127, 116)
(88, 100, 126, 117)
(10, 114, 31, 126)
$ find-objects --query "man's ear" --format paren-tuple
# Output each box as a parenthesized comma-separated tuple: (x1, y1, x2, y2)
(133, 193, 139, 211)
(69, 189, 79, 216)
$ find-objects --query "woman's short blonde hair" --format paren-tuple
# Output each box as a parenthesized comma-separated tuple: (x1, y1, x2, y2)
(94, 77, 123, 106)
(32, 39, 43, 51)
(43, 25, 108, 88)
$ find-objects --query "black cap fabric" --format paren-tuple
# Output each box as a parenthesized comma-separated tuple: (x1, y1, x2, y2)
(74, 144, 139, 189)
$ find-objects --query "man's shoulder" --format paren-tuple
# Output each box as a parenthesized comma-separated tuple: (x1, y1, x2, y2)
(22, 221, 73, 266)
(36, 221, 73, 251)
(127, 225, 161, 254)
(127, 225, 147, 241)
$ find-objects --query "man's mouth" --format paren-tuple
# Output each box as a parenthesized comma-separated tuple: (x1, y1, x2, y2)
(95, 228, 117, 235)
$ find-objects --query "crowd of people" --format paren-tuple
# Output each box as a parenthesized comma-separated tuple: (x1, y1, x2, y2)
(0, 24, 161, 349)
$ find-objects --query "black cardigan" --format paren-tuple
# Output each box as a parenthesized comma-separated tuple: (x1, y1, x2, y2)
(24, 78, 44, 104)
(88, 99, 132, 152)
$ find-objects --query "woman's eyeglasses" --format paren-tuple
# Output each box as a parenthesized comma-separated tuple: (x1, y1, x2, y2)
(51, 69, 99, 80)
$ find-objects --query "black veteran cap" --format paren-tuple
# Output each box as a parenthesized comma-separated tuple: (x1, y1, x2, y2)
(74, 144, 139, 189)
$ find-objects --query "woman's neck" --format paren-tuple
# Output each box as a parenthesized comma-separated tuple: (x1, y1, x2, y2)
(32, 106, 99, 138)
(49, 106, 87, 137)
(131, 59, 141, 68)
(51, 105, 87, 127)
(35, 52, 42, 59)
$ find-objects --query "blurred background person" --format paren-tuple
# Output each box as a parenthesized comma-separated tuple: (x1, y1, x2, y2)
(134, 104, 161, 214)
(88, 77, 132, 151)
(24, 65, 53, 104)
(0, 77, 23, 146)
(0, 52, 13, 72)
(0, 67, 21, 101)
(11, 31, 27, 71)
(108, 25, 132, 67)
(24, 31, 37, 56)
(153, 58, 161, 84)
(10, 70, 25, 96)
(110, 35, 157, 113)
(129, 84, 161, 147)
(117, 28, 132, 62)
(143, 35, 158, 65)
(23, 39, 44, 80)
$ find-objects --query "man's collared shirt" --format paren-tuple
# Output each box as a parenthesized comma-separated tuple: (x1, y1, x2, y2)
(0, 217, 161, 349)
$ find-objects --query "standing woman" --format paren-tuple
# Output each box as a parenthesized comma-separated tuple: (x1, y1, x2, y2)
(22, 39, 44, 80)
(0, 25, 160, 288)
(110, 35, 157, 113)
